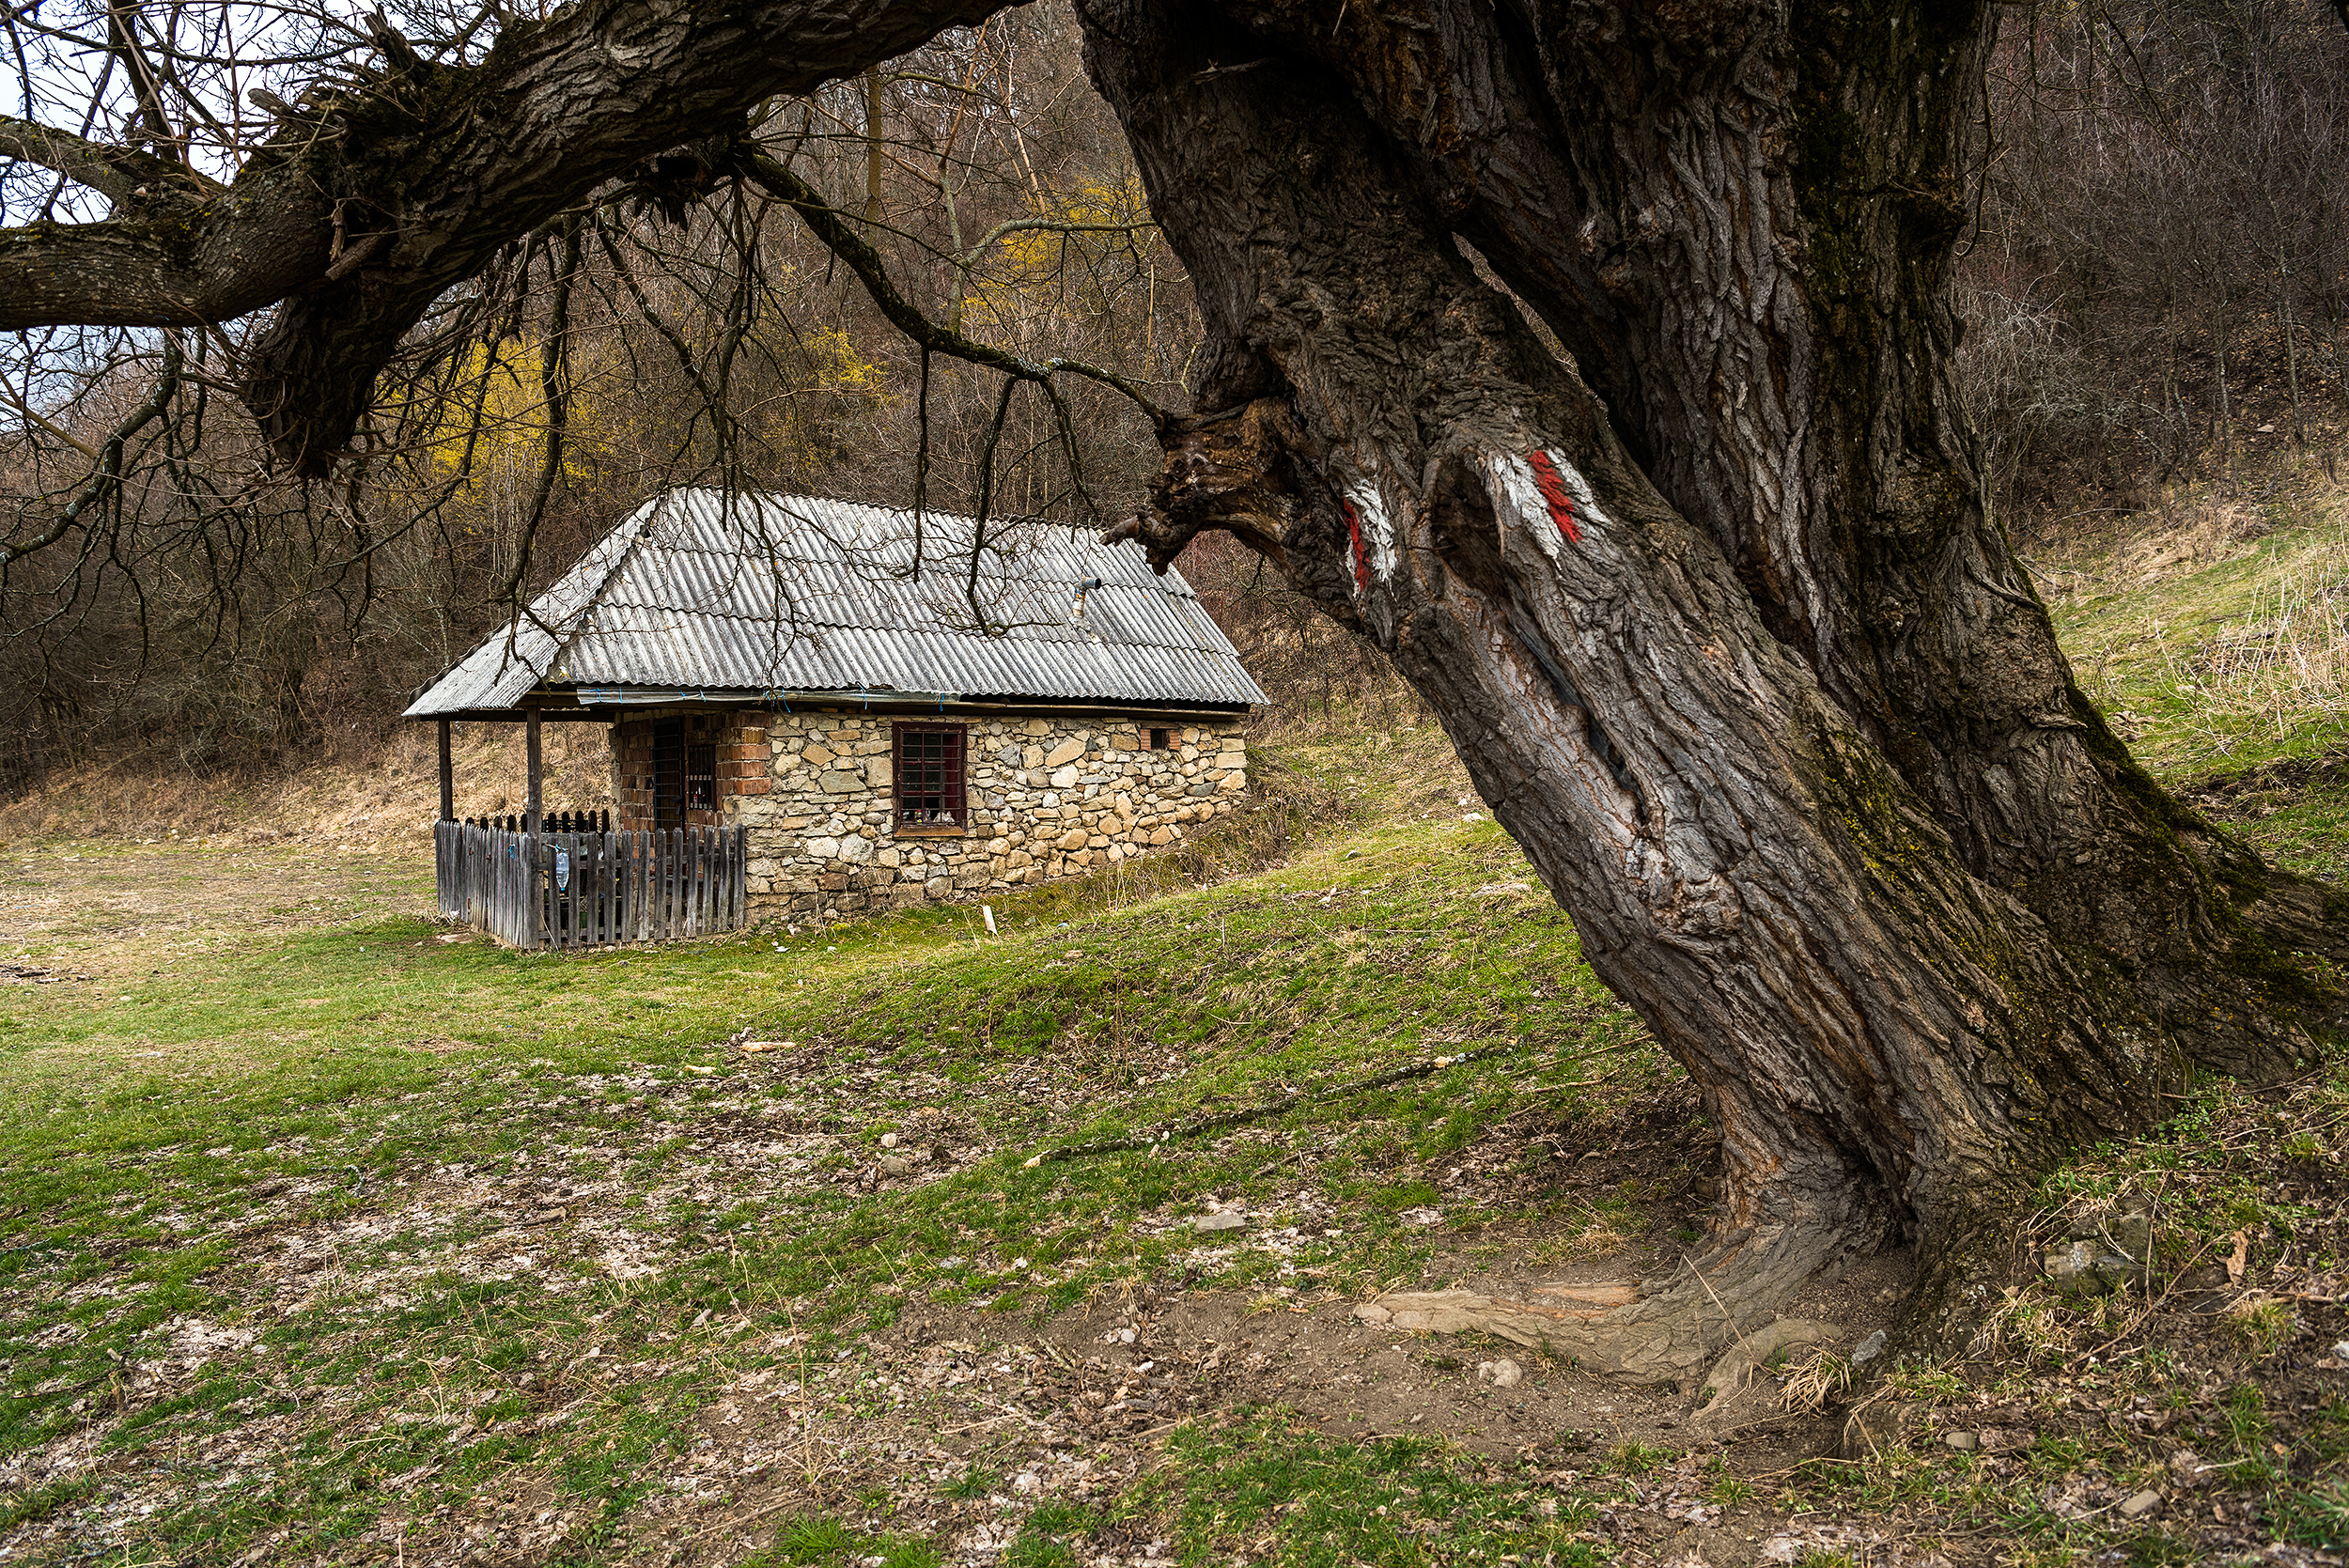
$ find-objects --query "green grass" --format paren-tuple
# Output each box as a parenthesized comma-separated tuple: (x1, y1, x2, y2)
(9, 522, 2349, 1562)
(739, 1511, 945, 1568)
(2, 819, 1643, 1313)
(1804, 1034, 2349, 1561)
(2045, 498, 2349, 774)
(0, 736, 1678, 1563)
(2041, 493, 2349, 876)
(1141, 1409, 1604, 1568)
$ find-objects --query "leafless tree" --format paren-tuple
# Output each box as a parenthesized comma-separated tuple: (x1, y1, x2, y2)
(0, 0, 1185, 768)
(1965, 1, 2349, 514)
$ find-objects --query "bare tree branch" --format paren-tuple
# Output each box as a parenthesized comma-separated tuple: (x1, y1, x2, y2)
(734, 143, 1166, 419)
(0, 113, 215, 206)
(962, 213, 1154, 261)
(106, 2, 182, 163)
(1, 336, 184, 570)
(4, 0, 1015, 474)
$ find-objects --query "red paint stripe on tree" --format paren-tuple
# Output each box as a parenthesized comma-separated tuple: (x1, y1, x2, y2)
(1341, 498, 1371, 591)
(1526, 450, 1581, 543)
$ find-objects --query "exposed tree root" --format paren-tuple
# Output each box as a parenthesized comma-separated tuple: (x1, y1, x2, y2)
(1691, 1316, 1842, 1421)
(1352, 1224, 1847, 1386)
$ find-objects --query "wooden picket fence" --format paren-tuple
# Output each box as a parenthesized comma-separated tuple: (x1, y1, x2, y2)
(434, 821, 748, 949)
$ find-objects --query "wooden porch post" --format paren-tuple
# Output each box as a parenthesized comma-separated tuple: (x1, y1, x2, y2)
(438, 719, 454, 822)
(525, 709, 543, 835)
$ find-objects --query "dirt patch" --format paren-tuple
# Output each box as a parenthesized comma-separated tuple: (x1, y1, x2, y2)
(1777, 1250, 1917, 1361)
(322, 1079, 1907, 1567)
(490, 1265, 1909, 1568)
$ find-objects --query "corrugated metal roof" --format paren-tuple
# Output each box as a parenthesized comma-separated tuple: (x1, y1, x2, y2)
(404, 489, 1266, 716)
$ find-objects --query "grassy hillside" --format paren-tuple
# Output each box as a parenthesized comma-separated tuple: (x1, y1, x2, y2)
(1, 544, 2345, 1565)
(2040, 481, 2349, 879)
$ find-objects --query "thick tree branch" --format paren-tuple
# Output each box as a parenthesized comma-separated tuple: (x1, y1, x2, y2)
(241, 0, 1027, 474)
(0, 165, 328, 329)
(7, 0, 1019, 472)
(0, 113, 215, 207)
(1105, 396, 1307, 572)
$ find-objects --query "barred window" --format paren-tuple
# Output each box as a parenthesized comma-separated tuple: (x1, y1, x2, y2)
(893, 723, 966, 829)
(685, 742, 716, 812)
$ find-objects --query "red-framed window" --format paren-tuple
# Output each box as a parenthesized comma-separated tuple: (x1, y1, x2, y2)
(893, 723, 966, 829)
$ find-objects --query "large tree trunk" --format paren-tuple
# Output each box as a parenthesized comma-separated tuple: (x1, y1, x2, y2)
(1086, 0, 2346, 1375)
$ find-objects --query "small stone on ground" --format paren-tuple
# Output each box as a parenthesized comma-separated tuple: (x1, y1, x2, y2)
(1476, 1358, 1523, 1389)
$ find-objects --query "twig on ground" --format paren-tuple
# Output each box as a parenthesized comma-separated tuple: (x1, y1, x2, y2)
(1680, 1250, 1762, 1397)
(1246, 1148, 1307, 1180)
(1022, 1040, 1524, 1166)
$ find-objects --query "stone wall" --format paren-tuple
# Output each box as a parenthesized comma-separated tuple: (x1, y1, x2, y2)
(732, 710, 1249, 923)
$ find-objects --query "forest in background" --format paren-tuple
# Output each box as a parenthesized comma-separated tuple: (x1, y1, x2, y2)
(5, 0, 2347, 797)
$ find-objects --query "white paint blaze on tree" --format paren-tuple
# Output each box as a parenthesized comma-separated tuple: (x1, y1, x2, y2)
(4, 0, 2343, 1371)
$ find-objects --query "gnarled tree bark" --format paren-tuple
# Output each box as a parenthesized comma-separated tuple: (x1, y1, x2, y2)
(1087, 0, 2345, 1374)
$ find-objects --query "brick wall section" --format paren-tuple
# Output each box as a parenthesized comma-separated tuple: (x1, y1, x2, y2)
(612, 712, 772, 830)
(615, 723, 657, 828)
(729, 711, 1248, 924)
(722, 729, 770, 799)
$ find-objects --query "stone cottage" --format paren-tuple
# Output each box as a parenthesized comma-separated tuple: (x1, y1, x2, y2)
(404, 489, 1264, 924)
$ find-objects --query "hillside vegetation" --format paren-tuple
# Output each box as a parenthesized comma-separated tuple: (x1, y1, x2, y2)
(2, 492, 2348, 1566)
(2040, 483, 2349, 883)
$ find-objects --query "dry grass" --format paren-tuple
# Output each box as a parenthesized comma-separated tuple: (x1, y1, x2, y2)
(0, 722, 614, 848)
(1777, 1349, 1856, 1415)
(2037, 477, 2349, 775)
(2181, 550, 2349, 748)
(1526, 1208, 1633, 1265)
